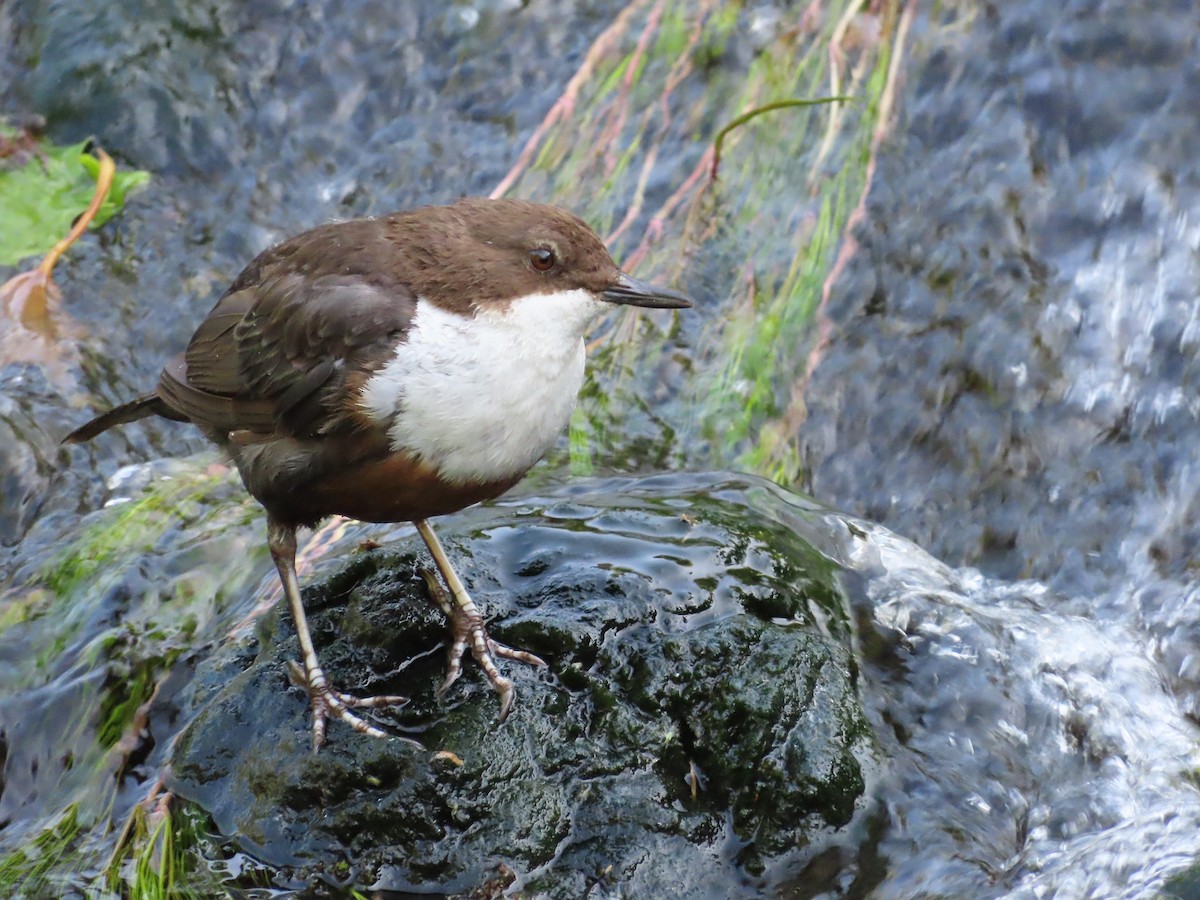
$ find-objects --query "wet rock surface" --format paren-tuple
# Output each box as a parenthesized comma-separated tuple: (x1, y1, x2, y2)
(790, 9, 1200, 889)
(166, 474, 872, 895)
(801, 0, 1200, 598)
(5, 0, 1200, 895)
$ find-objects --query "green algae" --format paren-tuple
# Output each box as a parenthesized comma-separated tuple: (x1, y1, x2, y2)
(0, 464, 265, 898)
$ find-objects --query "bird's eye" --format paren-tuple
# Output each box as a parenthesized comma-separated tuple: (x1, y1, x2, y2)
(529, 247, 556, 272)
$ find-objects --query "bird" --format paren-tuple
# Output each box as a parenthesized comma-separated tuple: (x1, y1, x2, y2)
(64, 197, 691, 751)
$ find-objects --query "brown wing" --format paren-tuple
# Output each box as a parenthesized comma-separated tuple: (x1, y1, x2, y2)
(157, 218, 415, 440)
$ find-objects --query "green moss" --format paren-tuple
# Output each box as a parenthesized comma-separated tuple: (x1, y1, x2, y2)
(0, 462, 269, 895)
(96, 643, 182, 750)
(42, 469, 235, 599)
(568, 407, 596, 477)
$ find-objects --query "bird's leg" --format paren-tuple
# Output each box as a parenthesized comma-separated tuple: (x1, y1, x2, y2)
(267, 519, 406, 751)
(414, 519, 546, 720)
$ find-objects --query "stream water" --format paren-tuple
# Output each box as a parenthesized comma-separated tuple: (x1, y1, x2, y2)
(2, 0, 1200, 897)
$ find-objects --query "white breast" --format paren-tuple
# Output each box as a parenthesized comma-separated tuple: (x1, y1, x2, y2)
(359, 289, 601, 484)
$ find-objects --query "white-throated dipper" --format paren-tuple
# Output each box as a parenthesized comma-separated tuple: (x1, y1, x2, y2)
(65, 197, 691, 750)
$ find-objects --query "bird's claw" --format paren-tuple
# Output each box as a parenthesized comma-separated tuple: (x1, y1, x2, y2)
(419, 567, 546, 720)
(287, 660, 407, 752)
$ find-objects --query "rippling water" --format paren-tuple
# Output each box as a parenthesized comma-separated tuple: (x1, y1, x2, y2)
(3, 0, 1200, 896)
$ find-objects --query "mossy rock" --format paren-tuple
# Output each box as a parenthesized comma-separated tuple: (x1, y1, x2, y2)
(167, 473, 875, 895)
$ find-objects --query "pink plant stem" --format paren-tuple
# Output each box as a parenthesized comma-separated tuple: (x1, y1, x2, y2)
(606, 0, 714, 247)
(598, 0, 665, 173)
(491, 0, 652, 199)
(796, 0, 915, 412)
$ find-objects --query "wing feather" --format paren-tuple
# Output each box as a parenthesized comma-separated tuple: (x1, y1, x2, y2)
(157, 218, 415, 440)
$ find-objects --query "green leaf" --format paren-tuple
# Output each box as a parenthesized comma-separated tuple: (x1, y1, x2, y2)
(79, 152, 151, 222)
(0, 134, 151, 267)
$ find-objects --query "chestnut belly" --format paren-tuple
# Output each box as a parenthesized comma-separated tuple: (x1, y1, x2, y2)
(234, 437, 524, 527)
(307, 451, 522, 524)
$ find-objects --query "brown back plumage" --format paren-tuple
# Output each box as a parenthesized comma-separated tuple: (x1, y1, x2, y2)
(63, 197, 622, 450)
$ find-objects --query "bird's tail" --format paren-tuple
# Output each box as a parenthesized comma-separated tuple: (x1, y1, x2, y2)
(63, 394, 182, 444)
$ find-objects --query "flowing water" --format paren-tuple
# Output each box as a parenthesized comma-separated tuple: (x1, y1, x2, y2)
(2, 0, 1200, 896)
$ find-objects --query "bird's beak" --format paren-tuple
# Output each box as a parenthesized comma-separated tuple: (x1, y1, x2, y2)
(601, 273, 692, 309)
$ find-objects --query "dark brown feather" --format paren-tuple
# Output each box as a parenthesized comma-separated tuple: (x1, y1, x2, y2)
(163, 221, 418, 441)
(62, 394, 186, 443)
(157, 356, 279, 434)
(65, 198, 634, 529)
(182, 289, 255, 393)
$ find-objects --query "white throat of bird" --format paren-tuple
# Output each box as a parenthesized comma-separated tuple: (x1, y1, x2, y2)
(359, 288, 604, 483)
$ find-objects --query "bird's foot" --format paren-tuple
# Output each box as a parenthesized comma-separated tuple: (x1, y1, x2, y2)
(286, 660, 407, 752)
(419, 567, 546, 721)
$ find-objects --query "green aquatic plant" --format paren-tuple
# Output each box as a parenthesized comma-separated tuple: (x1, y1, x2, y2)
(0, 806, 82, 898)
(105, 797, 230, 900)
(709, 95, 854, 178)
(493, 0, 917, 487)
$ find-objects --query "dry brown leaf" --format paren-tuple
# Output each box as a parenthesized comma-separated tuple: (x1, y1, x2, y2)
(0, 147, 114, 379)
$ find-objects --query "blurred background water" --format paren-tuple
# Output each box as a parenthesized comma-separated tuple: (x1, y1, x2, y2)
(3, 0, 1200, 896)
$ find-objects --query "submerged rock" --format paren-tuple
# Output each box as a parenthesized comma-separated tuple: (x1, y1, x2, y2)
(166, 473, 874, 895)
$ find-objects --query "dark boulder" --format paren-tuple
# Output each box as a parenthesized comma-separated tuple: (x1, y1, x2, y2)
(167, 473, 875, 896)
